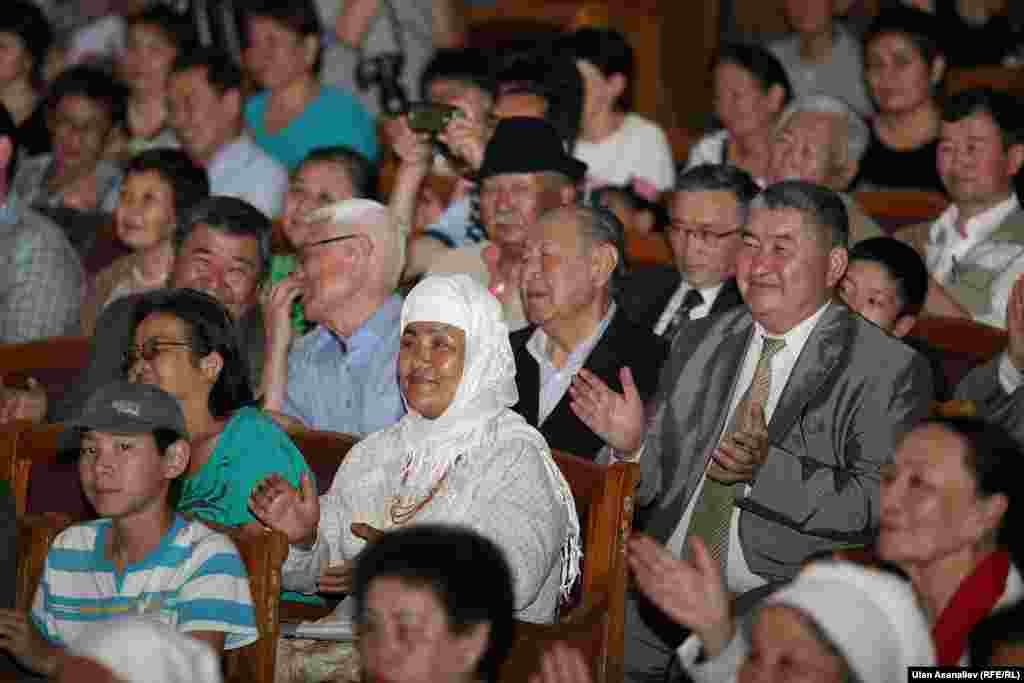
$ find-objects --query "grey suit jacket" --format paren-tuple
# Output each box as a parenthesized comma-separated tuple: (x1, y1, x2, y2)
(638, 303, 933, 582)
(955, 355, 1024, 444)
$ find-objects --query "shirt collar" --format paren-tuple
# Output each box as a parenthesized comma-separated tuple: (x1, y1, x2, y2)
(208, 134, 249, 175)
(314, 294, 403, 358)
(527, 302, 617, 370)
(753, 300, 830, 359)
(932, 194, 1020, 246)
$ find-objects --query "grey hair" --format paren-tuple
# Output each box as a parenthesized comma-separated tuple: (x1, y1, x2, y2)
(775, 94, 871, 167)
(308, 199, 405, 292)
(572, 201, 626, 297)
(751, 180, 849, 249)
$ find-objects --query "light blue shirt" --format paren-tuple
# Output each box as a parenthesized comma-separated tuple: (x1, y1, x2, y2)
(282, 294, 405, 435)
(420, 195, 485, 249)
(208, 134, 288, 218)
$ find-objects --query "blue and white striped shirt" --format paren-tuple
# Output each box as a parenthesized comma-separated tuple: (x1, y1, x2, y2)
(32, 515, 258, 650)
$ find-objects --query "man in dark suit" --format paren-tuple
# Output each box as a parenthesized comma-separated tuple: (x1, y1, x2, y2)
(571, 180, 934, 681)
(620, 164, 758, 339)
(511, 204, 666, 461)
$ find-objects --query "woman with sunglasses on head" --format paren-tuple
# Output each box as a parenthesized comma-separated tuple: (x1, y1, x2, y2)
(125, 288, 312, 535)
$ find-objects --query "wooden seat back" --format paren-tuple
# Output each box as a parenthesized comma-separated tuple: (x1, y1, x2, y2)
(909, 316, 1008, 390)
(0, 336, 90, 408)
(853, 190, 948, 234)
(285, 428, 359, 496)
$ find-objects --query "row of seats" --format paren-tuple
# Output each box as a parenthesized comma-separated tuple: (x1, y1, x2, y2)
(0, 419, 638, 683)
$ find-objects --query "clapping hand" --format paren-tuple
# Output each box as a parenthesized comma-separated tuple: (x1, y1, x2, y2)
(249, 472, 319, 548)
(318, 523, 385, 594)
(627, 535, 734, 658)
(0, 609, 60, 676)
(528, 642, 593, 683)
(707, 402, 769, 484)
(568, 367, 645, 454)
(0, 376, 47, 423)
(1006, 275, 1024, 372)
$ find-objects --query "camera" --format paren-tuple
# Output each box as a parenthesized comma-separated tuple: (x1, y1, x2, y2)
(355, 52, 409, 116)
(406, 102, 462, 134)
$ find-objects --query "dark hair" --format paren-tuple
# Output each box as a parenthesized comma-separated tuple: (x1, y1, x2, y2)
(419, 47, 497, 100)
(171, 47, 243, 95)
(751, 180, 850, 249)
(0, 104, 18, 185)
(124, 148, 211, 234)
(675, 163, 761, 226)
(131, 288, 254, 418)
(176, 196, 273, 277)
(848, 237, 928, 316)
(495, 45, 584, 151)
(45, 65, 127, 128)
(562, 28, 634, 110)
(590, 183, 669, 231)
(713, 42, 793, 108)
(353, 525, 516, 683)
(925, 417, 1024, 558)
(969, 600, 1024, 665)
(865, 6, 944, 68)
(298, 146, 377, 200)
(153, 426, 185, 453)
(941, 88, 1024, 149)
(0, 0, 53, 86)
(125, 5, 197, 56)
(244, 0, 322, 75)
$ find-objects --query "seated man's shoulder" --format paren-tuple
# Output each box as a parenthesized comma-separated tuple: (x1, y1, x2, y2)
(51, 518, 108, 552)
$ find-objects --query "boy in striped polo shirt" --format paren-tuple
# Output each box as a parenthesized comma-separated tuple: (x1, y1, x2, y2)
(0, 381, 258, 677)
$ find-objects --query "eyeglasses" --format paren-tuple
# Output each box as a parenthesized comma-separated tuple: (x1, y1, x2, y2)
(669, 223, 741, 247)
(122, 340, 193, 369)
(297, 233, 361, 266)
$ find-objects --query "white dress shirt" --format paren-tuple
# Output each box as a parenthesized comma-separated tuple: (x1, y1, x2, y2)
(527, 304, 617, 425)
(665, 302, 832, 594)
(927, 194, 1023, 328)
(653, 280, 726, 335)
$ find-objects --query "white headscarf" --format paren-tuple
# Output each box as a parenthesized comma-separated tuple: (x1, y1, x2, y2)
(762, 562, 936, 683)
(398, 274, 581, 599)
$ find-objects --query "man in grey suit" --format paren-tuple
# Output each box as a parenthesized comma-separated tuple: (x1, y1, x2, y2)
(570, 180, 934, 681)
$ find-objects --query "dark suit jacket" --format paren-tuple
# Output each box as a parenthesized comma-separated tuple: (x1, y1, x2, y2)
(618, 265, 743, 333)
(51, 292, 265, 421)
(511, 308, 668, 461)
(955, 356, 1024, 444)
(637, 303, 933, 583)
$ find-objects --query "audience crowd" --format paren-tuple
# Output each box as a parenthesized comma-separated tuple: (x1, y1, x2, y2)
(0, 0, 1023, 681)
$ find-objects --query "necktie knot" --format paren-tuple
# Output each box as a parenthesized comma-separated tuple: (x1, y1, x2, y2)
(761, 336, 786, 360)
(680, 288, 704, 313)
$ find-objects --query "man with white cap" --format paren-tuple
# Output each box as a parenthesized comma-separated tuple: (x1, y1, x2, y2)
(261, 198, 407, 435)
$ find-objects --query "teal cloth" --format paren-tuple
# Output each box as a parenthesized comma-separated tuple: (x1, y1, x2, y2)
(176, 406, 323, 605)
(244, 86, 378, 170)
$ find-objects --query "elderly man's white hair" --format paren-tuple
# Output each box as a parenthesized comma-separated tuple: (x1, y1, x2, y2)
(776, 94, 871, 167)
(67, 617, 223, 683)
(308, 198, 406, 292)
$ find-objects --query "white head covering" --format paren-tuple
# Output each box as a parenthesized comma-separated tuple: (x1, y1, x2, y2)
(398, 274, 581, 598)
(762, 562, 936, 683)
(68, 617, 223, 683)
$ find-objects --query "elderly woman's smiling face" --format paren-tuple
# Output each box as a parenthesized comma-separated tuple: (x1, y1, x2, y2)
(399, 322, 467, 419)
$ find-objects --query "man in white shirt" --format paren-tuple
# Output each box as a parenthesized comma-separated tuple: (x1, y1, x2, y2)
(619, 164, 760, 338)
(570, 180, 933, 682)
(897, 88, 1024, 328)
(168, 48, 288, 218)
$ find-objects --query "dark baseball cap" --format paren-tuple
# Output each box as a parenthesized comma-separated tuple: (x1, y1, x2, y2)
(60, 381, 189, 452)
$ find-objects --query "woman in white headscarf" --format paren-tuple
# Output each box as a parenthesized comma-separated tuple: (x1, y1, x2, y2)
(251, 273, 581, 625)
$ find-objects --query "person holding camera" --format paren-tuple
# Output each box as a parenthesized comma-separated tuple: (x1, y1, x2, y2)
(242, 0, 378, 170)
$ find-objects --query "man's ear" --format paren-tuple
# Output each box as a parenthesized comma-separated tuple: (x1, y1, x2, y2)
(199, 350, 224, 384)
(453, 622, 490, 676)
(559, 182, 577, 207)
(891, 313, 917, 339)
(223, 87, 243, 120)
(930, 55, 947, 88)
(767, 84, 786, 115)
(1006, 143, 1024, 178)
(826, 246, 849, 289)
(835, 156, 859, 192)
(608, 73, 627, 103)
(163, 440, 191, 480)
(303, 35, 319, 69)
(591, 242, 619, 289)
(969, 492, 1008, 547)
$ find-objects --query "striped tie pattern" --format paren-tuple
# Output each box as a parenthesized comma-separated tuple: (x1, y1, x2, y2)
(685, 336, 786, 572)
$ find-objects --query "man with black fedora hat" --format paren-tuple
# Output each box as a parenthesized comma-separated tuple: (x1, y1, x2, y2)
(429, 117, 586, 330)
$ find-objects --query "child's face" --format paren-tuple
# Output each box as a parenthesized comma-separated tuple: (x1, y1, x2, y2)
(79, 431, 170, 519)
(839, 259, 912, 337)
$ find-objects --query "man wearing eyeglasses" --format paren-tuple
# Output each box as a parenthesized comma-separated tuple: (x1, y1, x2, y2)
(260, 198, 406, 436)
(620, 164, 759, 340)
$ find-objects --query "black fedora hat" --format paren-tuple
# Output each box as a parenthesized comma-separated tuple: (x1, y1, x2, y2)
(478, 117, 587, 183)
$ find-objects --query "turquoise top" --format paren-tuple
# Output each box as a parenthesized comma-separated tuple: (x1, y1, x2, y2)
(177, 406, 312, 527)
(244, 85, 378, 170)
